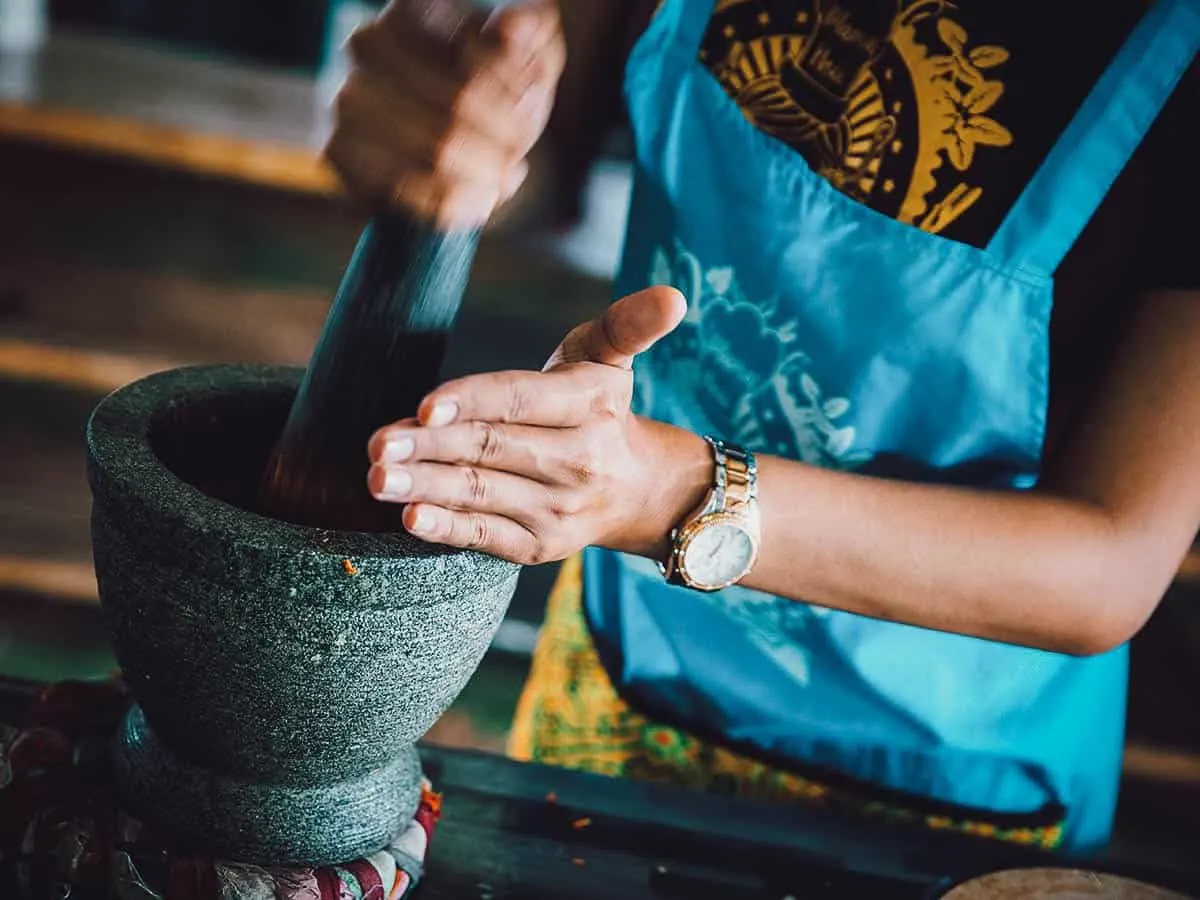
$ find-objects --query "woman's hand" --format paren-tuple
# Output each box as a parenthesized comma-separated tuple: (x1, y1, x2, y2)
(366, 287, 713, 564)
(325, 0, 565, 228)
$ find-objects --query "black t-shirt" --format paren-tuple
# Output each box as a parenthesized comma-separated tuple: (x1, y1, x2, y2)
(695, 0, 1196, 293)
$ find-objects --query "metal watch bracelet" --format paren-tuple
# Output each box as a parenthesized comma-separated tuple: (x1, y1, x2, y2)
(660, 435, 759, 587)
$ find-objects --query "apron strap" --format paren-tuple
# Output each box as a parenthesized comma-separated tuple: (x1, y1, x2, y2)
(643, 0, 718, 59)
(985, 0, 1199, 276)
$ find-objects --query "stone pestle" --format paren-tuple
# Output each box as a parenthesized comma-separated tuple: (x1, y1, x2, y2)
(259, 212, 480, 531)
(85, 210, 521, 866)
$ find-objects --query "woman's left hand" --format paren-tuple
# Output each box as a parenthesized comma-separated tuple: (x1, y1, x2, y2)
(366, 286, 712, 564)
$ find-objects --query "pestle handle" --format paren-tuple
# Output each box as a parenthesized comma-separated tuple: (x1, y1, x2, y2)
(259, 211, 481, 531)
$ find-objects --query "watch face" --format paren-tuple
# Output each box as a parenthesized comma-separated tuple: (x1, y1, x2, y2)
(682, 520, 756, 589)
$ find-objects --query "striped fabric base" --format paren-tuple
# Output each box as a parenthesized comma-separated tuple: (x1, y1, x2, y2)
(0, 679, 440, 900)
(508, 555, 1065, 851)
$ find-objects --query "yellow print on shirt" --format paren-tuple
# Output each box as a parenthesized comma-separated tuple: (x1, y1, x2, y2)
(701, 0, 1014, 234)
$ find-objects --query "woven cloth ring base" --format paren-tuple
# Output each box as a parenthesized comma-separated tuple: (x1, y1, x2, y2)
(0, 677, 441, 900)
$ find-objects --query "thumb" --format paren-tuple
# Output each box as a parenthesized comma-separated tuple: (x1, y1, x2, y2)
(546, 287, 688, 370)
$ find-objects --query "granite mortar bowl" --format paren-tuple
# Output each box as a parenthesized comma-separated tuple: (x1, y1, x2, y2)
(85, 363, 520, 866)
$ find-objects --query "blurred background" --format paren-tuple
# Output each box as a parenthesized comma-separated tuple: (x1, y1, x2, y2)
(0, 0, 1197, 865)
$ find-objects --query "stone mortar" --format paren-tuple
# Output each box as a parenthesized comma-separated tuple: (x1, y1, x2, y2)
(86, 363, 520, 866)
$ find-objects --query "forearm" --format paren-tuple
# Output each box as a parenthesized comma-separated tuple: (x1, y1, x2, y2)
(617, 418, 1163, 657)
(748, 454, 1137, 655)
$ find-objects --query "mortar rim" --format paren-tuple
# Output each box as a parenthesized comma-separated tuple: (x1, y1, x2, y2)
(85, 362, 518, 579)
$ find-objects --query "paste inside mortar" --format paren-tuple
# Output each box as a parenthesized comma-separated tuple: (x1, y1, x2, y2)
(144, 386, 406, 536)
(137, 376, 479, 556)
(148, 385, 297, 516)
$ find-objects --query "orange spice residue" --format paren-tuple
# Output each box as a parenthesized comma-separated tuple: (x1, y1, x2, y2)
(423, 788, 444, 819)
(545, 792, 557, 804)
(572, 858, 587, 868)
(342, 559, 359, 576)
(571, 817, 591, 830)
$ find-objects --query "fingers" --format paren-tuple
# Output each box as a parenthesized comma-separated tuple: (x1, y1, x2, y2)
(327, 39, 530, 224)
(365, 419, 603, 565)
(325, 84, 518, 226)
(344, 22, 535, 158)
(369, 455, 552, 515)
(369, 418, 554, 480)
(368, 456, 555, 565)
(402, 504, 544, 564)
(416, 365, 630, 429)
(545, 286, 688, 370)
(471, 0, 566, 100)
(379, 0, 479, 42)
(326, 0, 563, 224)
(371, 456, 578, 566)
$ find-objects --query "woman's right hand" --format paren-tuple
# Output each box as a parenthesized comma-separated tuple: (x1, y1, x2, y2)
(325, 0, 566, 229)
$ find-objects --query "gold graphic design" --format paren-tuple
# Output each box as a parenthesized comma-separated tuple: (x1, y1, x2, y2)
(702, 0, 1014, 234)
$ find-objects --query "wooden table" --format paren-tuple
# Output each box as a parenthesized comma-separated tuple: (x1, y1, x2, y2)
(1, 677, 1197, 900)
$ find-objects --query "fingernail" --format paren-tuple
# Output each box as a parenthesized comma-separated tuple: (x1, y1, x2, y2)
(408, 506, 436, 535)
(426, 400, 458, 427)
(378, 467, 413, 500)
(380, 436, 414, 463)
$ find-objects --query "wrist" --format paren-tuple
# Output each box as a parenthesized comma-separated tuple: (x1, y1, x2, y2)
(603, 417, 712, 559)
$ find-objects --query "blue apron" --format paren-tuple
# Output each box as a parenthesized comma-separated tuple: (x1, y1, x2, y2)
(584, 0, 1198, 853)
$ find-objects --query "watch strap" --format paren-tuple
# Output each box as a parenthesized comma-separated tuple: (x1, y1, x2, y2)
(709, 436, 757, 513)
(661, 436, 758, 587)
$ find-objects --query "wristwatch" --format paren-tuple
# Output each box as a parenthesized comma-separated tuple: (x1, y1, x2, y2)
(660, 436, 761, 592)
